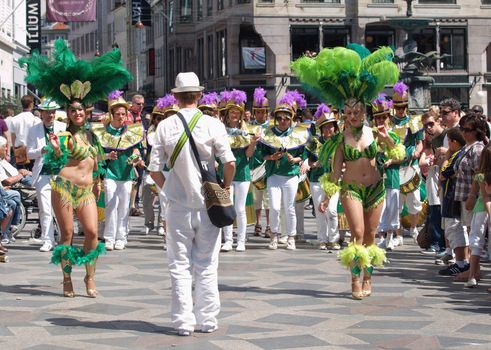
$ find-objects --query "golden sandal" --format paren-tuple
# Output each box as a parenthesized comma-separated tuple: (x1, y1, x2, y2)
(362, 279, 372, 297)
(84, 276, 97, 298)
(62, 279, 75, 298)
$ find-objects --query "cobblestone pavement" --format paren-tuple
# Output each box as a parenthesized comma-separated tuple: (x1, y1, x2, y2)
(1, 212, 491, 350)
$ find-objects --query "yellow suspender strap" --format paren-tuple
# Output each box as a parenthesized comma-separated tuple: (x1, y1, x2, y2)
(169, 111, 202, 168)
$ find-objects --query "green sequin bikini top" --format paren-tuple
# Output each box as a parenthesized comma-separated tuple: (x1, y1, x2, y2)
(343, 139, 377, 161)
(57, 131, 98, 161)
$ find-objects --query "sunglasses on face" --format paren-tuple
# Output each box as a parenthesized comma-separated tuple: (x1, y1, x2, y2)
(440, 109, 453, 116)
(460, 127, 475, 133)
(423, 121, 435, 129)
(275, 116, 290, 122)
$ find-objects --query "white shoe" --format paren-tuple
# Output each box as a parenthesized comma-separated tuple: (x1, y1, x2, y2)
(236, 242, 246, 252)
(178, 329, 192, 336)
(410, 228, 418, 243)
(278, 235, 288, 244)
(200, 324, 218, 333)
(114, 240, 125, 250)
(286, 238, 296, 250)
(268, 235, 278, 250)
(157, 227, 165, 236)
(105, 242, 114, 251)
(465, 278, 478, 288)
(221, 241, 233, 252)
(145, 227, 152, 235)
(393, 236, 404, 247)
(377, 238, 386, 249)
(39, 242, 54, 252)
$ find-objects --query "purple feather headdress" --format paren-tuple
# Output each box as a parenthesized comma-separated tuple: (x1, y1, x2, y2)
(373, 93, 387, 106)
(230, 89, 247, 105)
(314, 103, 331, 119)
(253, 87, 267, 106)
(199, 92, 219, 106)
(108, 90, 124, 100)
(279, 90, 307, 109)
(156, 94, 177, 109)
(219, 90, 233, 104)
(393, 81, 408, 95)
(278, 92, 296, 106)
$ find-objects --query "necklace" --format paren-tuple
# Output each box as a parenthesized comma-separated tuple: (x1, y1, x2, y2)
(350, 125, 363, 142)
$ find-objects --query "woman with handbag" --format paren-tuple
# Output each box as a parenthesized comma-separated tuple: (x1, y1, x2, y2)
(19, 39, 131, 298)
(260, 91, 309, 251)
(292, 44, 403, 299)
(220, 90, 260, 252)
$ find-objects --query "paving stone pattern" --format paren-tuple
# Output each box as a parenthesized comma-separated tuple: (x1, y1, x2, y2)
(1, 214, 491, 349)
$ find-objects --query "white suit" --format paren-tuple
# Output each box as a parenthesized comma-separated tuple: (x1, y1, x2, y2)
(148, 107, 235, 333)
(26, 120, 66, 244)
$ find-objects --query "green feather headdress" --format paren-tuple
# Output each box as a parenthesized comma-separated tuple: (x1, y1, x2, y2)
(291, 43, 399, 108)
(19, 39, 132, 107)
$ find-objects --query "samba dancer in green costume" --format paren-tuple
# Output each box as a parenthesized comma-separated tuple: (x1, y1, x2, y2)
(20, 39, 132, 298)
(291, 44, 405, 299)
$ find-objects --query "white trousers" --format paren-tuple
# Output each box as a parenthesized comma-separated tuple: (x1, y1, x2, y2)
(253, 186, 269, 210)
(380, 188, 400, 231)
(469, 212, 489, 256)
(35, 175, 55, 244)
(311, 182, 339, 243)
(104, 179, 132, 244)
(166, 200, 221, 331)
(223, 181, 250, 244)
(267, 175, 299, 236)
(399, 188, 422, 215)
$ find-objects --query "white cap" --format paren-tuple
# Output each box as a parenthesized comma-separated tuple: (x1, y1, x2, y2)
(171, 72, 204, 93)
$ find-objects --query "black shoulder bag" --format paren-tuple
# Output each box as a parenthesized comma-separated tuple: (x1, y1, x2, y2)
(176, 112, 236, 228)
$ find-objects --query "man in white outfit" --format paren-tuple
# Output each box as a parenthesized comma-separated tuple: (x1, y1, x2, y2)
(11, 95, 40, 169)
(26, 98, 66, 252)
(149, 72, 235, 336)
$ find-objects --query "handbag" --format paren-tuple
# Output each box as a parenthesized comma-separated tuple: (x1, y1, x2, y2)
(14, 145, 29, 165)
(175, 112, 236, 228)
(416, 223, 431, 249)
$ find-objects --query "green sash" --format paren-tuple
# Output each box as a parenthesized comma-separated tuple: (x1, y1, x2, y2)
(170, 111, 202, 168)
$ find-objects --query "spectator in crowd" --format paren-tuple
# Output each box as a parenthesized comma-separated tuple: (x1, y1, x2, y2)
(26, 98, 66, 252)
(0, 136, 32, 187)
(10, 95, 40, 170)
(128, 94, 146, 217)
(0, 112, 10, 155)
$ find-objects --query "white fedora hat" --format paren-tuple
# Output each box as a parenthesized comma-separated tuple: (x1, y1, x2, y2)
(171, 72, 204, 93)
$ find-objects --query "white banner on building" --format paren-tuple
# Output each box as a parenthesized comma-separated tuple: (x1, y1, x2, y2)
(242, 47, 265, 69)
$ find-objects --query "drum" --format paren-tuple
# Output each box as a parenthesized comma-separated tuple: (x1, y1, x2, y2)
(399, 166, 421, 194)
(251, 162, 267, 191)
(401, 200, 428, 229)
(295, 174, 311, 203)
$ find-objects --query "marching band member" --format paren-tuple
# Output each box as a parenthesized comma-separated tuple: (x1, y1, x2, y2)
(198, 92, 220, 118)
(250, 87, 272, 237)
(292, 44, 404, 298)
(220, 90, 260, 252)
(91, 91, 145, 251)
(372, 94, 403, 251)
(260, 91, 309, 251)
(142, 95, 179, 237)
(307, 104, 340, 250)
(391, 82, 423, 243)
(20, 39, 131, 297)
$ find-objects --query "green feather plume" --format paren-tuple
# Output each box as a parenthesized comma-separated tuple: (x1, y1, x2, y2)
(291, 44, 399, 108)
(19, 39, 132, 106)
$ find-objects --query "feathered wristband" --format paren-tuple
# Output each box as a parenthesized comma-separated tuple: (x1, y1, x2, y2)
(319, 173, 340, 198)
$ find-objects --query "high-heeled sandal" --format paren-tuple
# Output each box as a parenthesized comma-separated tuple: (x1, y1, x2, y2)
(351, 277, 364, 300)
(62, 278, 75, 298)
(362, 279, 372, 297)
(254, 224, 262, 237)
(84, 276, 97, 298)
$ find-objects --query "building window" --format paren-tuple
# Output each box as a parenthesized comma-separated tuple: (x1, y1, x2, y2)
(413, 28, 436, 54)
(216, 30, 227, 77)
(365, 26, 394, 52)
(300, 0, 340, 3)
(180, 0, 192, 22)
(217, 0, 224, 10)
(323, 27, 350, 48)
(197, 38, 205, 78)
(419, 0, 456, 3)
(291, 26, 319, 60)
(237, 0, 251, 3)
(240, 25, 266, 74)
(372, 0, 393, 2)
(440, 28, 466, 70)
(198, 0, 203, 20)
(207, 35, 214, 78)
(184, 48, 193, 71)
(169, 48, 175, 88)
(207, 0, 213, 16)
(41, 36, 48, 44)
(483, 0, 491, 4)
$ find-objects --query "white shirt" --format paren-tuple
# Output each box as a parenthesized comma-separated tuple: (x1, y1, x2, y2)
(10, 111, 41, 147)
(148, 108, 235, 209)
(0, 158, 19, 182)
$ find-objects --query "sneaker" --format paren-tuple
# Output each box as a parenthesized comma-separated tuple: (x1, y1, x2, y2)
(441, 254, 455, 265)
(393, 236, 404, 247)
(39, 242, 54, 252)
(420, 248, 437, 255)
(464, 278, 478, 288)
(221, 241, 233, 252)
(386, 237, 395, 251)
(105, 242, 114, 251)
(286, 238, 296, 250)
(434, 258, 445, 265)
(278, 235, 288, 244)
(319, 242, 327, 250)
(8, 235, 15, 243)
(438, 263, 469, 276)
(114, 240, 125, 250)
(268, 234, 278, 250)
(1, 238, 9, 245)
(236, 242, 246, 252)
(144, 226, 153, 235)
(178, 329, 192, 336)
(436, 250, 449, 258)
(157, 226, 166, 236)
(200, 324, 218, 333)
(410, 228, 418, 243)
(377, 238, 386, 249)
(329, 242, 341, 250)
